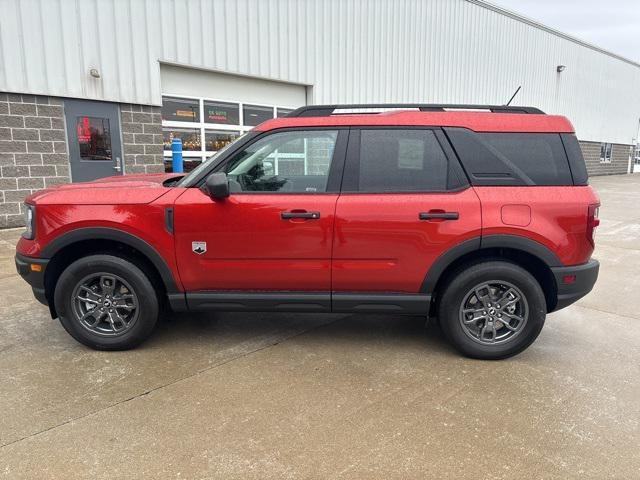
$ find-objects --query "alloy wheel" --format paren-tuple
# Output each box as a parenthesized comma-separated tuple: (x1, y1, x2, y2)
(458, 281, 528, 345)
(71, 273, 139, 337)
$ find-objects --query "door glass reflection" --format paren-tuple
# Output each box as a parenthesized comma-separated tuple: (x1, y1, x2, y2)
(76, 116, 112, 161)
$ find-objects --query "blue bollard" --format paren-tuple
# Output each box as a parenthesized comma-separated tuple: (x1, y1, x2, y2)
(171, 138, 183, 173)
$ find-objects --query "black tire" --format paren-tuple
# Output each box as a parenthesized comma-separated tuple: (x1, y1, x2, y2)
(54, 254, 159, 350)
(437, 261, 546, 360)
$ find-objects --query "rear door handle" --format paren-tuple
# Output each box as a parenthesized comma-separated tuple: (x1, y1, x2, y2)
(419, 211, 459, 221)
(281, 211, 321, 220)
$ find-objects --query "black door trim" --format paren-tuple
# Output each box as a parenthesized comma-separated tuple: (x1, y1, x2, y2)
(184, 291, 431, 314)
(332, 293, 431, 314)
(187, 292, 331, 312)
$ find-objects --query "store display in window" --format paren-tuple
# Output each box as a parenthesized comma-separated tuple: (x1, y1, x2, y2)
(162, 128, 201, 151)
(161, 97, 200, 122)
(204, 101, 240, 124)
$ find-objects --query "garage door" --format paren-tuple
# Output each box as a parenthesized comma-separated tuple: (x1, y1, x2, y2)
(160, 64, 307, 171)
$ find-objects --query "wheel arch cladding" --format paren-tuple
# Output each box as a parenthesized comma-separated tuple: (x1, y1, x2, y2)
(41, 228, 179, 315)
(422, 235, 560, 313)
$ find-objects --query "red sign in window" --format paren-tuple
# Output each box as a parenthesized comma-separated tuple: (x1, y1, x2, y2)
(75, 116, 112, 160)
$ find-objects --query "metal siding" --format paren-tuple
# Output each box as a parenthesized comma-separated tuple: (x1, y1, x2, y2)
(0, 0, 638, 144)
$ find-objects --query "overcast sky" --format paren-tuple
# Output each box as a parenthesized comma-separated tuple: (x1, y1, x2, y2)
(490, 0, 640, 62)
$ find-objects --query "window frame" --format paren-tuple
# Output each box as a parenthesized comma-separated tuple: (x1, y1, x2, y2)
(341, 126, 469, 194)
(191, 127, 350, 195)
(161, 93, 298, 167)
(600, 142, 613, 164)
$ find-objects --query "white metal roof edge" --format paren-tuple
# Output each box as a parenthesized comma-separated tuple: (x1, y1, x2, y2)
(466, 0, 640, 68)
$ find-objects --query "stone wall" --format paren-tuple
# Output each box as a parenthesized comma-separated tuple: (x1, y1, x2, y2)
(580, 141, 630, 177)
(120, 104, 164, 174)
(0, 93, 69, 227)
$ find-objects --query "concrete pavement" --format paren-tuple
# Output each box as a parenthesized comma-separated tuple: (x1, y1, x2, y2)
(1, 175, 639, 479)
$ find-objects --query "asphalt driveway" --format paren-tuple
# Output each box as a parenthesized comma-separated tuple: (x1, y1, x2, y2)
(0, 174, 639, 479)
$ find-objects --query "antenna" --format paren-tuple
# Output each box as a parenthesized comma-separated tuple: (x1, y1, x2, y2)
(506, 86, 522, 106)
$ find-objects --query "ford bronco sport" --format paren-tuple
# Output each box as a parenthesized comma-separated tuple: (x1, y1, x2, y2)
(15, 104, 600, 359)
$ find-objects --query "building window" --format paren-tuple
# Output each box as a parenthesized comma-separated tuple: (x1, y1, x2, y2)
(205, 130, 241, 152)
(161, 95, 298, 171)
(203, 101, 240, 125)
(161, 97, 200, 123)
(276, 107, 294, 117)
(600, 143, 612, 163)
(242, 104, 274, 126)
(162, 127, 201, 151)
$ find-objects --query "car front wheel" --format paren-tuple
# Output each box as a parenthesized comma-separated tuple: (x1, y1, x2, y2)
(438, 261, 546, 360)
(54, 254, 159, 350)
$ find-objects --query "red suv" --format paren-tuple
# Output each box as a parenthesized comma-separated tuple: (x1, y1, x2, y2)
(15, 104, 600, 359)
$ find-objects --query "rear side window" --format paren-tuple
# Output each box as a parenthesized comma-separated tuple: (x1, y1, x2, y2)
(445, 128, 574, 186)
(353, 129, 463, 192)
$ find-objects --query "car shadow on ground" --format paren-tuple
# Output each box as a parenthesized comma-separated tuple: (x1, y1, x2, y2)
(146, 310, 458, 357)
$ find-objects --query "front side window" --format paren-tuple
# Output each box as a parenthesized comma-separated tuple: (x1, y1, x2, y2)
(357, 129, 452, 192)
(223, 130, 338, 193)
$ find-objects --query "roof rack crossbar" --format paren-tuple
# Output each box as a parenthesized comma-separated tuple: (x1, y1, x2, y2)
(286, 104, 545, 117)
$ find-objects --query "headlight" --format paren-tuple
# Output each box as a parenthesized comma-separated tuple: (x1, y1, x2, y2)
(22, 204, 35, 240)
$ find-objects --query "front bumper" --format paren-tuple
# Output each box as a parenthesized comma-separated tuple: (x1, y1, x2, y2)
(15, 253, 49, 306)
(550, 259, 599, 312)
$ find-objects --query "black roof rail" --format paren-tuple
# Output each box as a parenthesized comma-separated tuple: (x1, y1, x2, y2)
(286, 104, 545, 117)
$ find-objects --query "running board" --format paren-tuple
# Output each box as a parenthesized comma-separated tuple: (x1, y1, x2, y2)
(332, 293, 431, 314)
(178, 292, 431, 315)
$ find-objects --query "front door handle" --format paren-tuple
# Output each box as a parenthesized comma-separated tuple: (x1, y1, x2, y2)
(419, 211, 459, 221)
(281, 211, 321, 220)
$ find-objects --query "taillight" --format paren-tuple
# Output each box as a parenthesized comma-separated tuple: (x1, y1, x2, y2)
(587, 204, 600, 246)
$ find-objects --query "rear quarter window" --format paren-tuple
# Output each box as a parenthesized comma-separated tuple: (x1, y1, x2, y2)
(445, 128, 574, 186)
(560, 133, 589, 185)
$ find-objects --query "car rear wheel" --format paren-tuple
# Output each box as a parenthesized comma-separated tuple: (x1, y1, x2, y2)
(54, 254, 159, 350)
(438, 261, 546, 359)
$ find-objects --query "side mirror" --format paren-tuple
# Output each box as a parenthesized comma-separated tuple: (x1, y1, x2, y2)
(204, 173, 230, 200)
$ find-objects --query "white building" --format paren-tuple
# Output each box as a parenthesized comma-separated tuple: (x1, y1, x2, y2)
(0, 0, 639, 226)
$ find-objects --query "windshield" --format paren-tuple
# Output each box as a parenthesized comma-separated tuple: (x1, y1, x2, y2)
(176, 132, 251, 187)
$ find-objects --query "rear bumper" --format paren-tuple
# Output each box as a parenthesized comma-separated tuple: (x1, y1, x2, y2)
(550, 259, 599, 312)
(15, 253, 49, 306)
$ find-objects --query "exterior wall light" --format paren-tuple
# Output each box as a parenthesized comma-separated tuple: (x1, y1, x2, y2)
(557, 65, 566, 73)
(89, 68, 101, 78)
